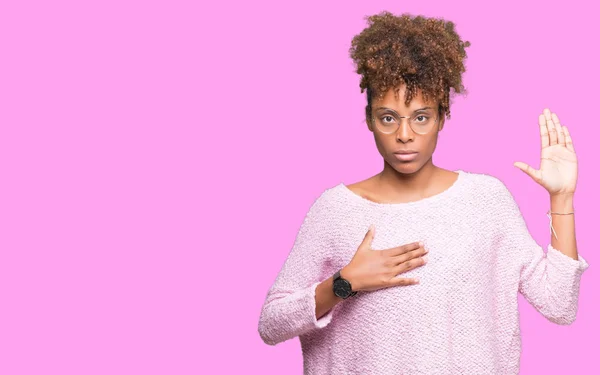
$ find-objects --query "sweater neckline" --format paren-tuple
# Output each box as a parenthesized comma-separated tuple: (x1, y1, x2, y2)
(338, 169, 466, 209)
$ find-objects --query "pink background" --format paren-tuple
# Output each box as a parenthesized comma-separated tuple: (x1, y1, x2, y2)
(0, 1, 598, 374)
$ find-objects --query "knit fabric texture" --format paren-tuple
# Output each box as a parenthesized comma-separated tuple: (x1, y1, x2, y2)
(258, 169, 590, 374)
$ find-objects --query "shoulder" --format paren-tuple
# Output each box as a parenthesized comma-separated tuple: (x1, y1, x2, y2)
(456, 170, 520, 217)
(461, 170, 511, 197)
(464, 172, 526, 223)
(304, 183, 345, 217)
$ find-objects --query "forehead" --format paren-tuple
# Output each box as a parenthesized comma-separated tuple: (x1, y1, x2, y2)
(373, 85, 436, 111)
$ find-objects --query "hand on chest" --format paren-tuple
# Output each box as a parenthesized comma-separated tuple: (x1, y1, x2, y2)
(328, 212, 496, 284)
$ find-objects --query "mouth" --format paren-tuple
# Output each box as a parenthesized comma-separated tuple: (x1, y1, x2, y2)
(393, 152, 418, 162)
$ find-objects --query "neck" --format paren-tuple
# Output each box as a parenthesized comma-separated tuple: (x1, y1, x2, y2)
(376, 159, 440, 197)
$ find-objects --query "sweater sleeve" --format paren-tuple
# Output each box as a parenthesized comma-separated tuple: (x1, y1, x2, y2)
(258, 190, 337, 346)
(493, 179, 589, 325)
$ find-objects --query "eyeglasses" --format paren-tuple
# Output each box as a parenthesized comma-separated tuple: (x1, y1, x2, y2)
(371, 109, 439, 135)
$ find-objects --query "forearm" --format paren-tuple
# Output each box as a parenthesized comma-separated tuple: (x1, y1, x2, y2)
(315, 272, 346, 320)
(549, 193, 578, 261)
(259, 280, 338, 345)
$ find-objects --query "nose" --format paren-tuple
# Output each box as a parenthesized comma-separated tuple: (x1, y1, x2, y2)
(396, 118, 415, 142)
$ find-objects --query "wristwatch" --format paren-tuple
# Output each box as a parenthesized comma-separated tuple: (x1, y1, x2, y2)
(333, 269, 357, 299)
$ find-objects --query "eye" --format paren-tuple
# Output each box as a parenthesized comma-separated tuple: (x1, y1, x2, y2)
(414, 115, 429, 122)
(381, 115, 395, 123)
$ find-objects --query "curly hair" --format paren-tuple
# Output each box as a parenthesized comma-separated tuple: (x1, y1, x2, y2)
(349, 11, 471, 124)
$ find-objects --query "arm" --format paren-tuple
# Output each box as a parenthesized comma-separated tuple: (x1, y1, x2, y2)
(495, 180, 589, 325)
(258, 191, 342, 346)
(315, 274, 345, 320)
(509, 108, 590, 324)
(549, 193, 577, 260)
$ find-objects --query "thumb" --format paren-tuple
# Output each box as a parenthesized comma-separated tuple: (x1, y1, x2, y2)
(359, 224, 375, 251)
(513, 161, 541, 183)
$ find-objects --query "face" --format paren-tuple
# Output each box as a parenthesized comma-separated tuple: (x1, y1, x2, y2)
(367, 83, 445, 174)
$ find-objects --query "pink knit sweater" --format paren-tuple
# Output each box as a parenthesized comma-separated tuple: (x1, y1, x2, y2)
(258, 169, 589, 374)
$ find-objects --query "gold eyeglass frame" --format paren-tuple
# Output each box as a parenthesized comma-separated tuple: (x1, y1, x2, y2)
(371, 111, 440, 135)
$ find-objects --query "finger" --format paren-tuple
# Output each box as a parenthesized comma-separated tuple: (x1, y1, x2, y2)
(387, 276, 420, 287)
(382, 241, 422, 257)
(391, 245, 428, 266)
(551, 112, 565, 146)
(563, 125, 575, 153)
(392, 254, 428, 275)
(539, 114, 549, 148)
(544, 108, 557, 146)
(513, 161, 542, 183)
(359, 224, 375, 250)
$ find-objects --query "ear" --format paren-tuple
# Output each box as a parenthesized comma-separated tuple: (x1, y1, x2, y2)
(367, 117, 374, 132)
(365, 108, 374, 132)
(437, 114, 446, 132)
(365, 89, 374, 132)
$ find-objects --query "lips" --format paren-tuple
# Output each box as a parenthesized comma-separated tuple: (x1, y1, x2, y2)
(393, 151, 418, 162)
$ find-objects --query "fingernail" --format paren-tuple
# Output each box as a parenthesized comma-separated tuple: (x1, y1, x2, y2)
(423, 255, 429, 263)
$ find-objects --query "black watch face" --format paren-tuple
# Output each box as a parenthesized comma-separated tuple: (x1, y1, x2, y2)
(333, 279, 352, 298)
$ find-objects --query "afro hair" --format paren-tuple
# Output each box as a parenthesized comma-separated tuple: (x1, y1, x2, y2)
(349, 11, 471, 123)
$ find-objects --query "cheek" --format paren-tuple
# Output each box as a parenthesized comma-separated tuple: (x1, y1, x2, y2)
(420, 139, 437, 157)
(373, 136, 387, 156)
(427, 134, 439, 152)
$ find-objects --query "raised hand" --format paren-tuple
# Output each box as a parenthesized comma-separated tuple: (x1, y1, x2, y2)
(513, 108, 578, 196)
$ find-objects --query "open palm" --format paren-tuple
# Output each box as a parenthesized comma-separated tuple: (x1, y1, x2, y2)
(513, 108, 578, 196)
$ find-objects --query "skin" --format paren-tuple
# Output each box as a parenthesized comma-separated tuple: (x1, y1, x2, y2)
(314, 93, 582, 320)
(314, 82, 453, 320)
(514, 108, 579, 261)
(348, 83, 459, 204)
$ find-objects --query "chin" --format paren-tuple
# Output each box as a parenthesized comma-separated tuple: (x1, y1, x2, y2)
(391, 161, 422, 174)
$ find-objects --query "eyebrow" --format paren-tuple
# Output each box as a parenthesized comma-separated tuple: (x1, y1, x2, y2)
(374, 106, 434, 112)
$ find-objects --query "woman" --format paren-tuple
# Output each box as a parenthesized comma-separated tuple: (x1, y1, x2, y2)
(257, 11, 589, 374)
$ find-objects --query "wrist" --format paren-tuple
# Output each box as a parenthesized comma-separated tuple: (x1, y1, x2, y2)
(550, 193, 574, 211)
(340, 265, 361, 292)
